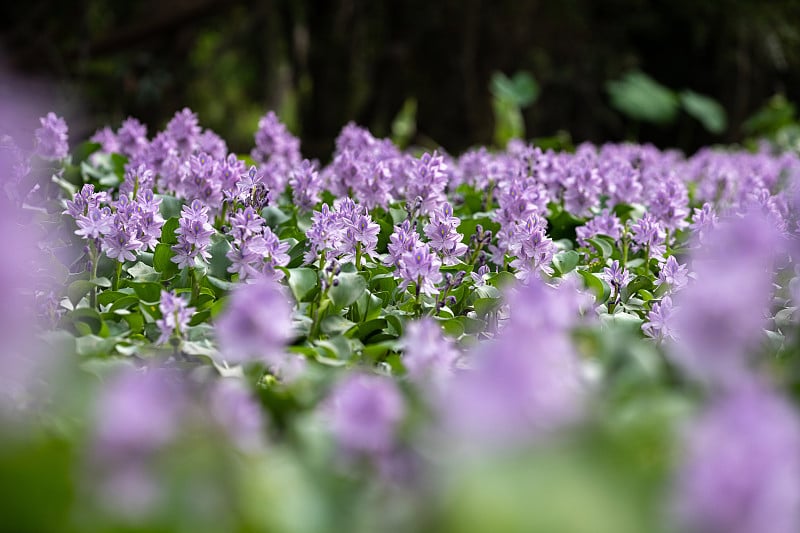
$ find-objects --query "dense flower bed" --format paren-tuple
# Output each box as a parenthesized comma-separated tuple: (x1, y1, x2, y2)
(2, 108, 800, 533)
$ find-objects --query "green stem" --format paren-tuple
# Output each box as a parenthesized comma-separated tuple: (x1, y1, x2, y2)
(113, 261, 123, 291)
(190, 268, 200, 304)
(89, 241, 99, 309)
(355, 242, 362, 271)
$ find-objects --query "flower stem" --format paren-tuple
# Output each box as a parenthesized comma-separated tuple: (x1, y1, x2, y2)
(113, 261, 123, 291)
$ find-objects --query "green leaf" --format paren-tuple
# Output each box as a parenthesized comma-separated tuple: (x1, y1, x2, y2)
(207, 235, 232, 278)
(330, 272, 368, 309)
(287, 268, 318, 302)
(439, 318, 465, 338)
(680, 90, 727, 134)
(127, 281, 162, 303)
(552, 250, 580, 276)
(126, 262, 160, 282)
(160, 217, 180, 245)
(153, 243, 174, 272)
(261, 206, 291, 228)
(157, 195, 183, 220)
(607, 71, 679, 124)
(474, 297, 501, 317)
(587, 237, 614, 259)
(578, 269, 612, 304)
(67, 280, 98, 307)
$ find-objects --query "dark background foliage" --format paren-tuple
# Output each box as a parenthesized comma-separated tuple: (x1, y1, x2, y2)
(3, 0, 800, 158)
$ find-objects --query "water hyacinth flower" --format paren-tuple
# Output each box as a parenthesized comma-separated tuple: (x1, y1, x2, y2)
(672, 383, 800, 533)
(91, 367, 186, 517)
(670, 210, 781, 387)
(441, 278, 586, 447)
(397, 243, 443, 296)
(656, 255, 689, 293)
(208, 379, 267, 451)
(214, 277, 293, 366)
(171, 199, 214, 269)
(156, 290, 194, 345)
(34, 112, 69, 160)
(400, 318, 459, 387)
(325, 373, 405, 456)
(642, 296, 677, 342)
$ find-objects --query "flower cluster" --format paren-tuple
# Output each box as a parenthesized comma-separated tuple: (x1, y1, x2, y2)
(171, 200, 213, 269)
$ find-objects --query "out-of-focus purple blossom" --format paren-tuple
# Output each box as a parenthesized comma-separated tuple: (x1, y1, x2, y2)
(90, 126, 119, 154)
(34, 112, 69, 160)
(441, 278, 585, 447)
(563, 161, 602, 217)
(197, 129, 227, 160)
(165, 107, 201, 156)
(325, 373, 405, 456)
(90, 367, 186, 517)
(656, 255, 689, 293)
(93, 367, 186, 460)
(670, 211, 782, 387)
(400, 318, 459, 387)
(672, 383, 800, 533)
(289, 159, 322, 211)
(406, 151, 449, 214)
(156, 290, 194, 345)
(642, 296, 677, 341)
(208, 379, 266, 451)
(252, 111, 301, 166)
(116, 117, 148, 158)
(648, 175, 689, 231)
(215, 277, 293, 365)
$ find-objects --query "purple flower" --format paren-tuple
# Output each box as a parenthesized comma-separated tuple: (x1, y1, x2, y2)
(289, 159, 322, 211)
(424, 202, 468, 265)
(208, 379, 266, 451)
(166, 107, 201, 156)
(325, 373, 405, 456)
(397, 243, 443, 296)
(215, 277, 293, 365)
(575, 209, 622, 247)
(251, 111, 301, 167)
(155, 291, 194, 345)
(93, 367, 186, 459)
(441, 278, 585, 446)
(400, 318, 459, 386)
(670, 211, 781, 387)
(103, 227, 140, 262)
(116, 117, 148, 158)
(672, 383, 800, 533)
(406, 151, 449, 214)
(90, 126, 119, 154)
(171, 200, 214, 268)
(385, 220, 420, 267)
(656, 255, 689, 293)
(602, 260, 630, 290)
(642, 296, 677, 341)
(34, 112, 69, 160)
(629, 212, 666, 260)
